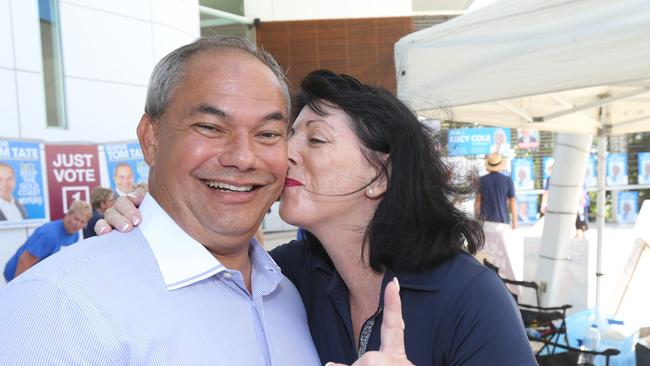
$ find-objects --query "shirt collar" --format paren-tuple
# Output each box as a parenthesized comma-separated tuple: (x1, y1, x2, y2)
(311, 245, 441, 295)
(138, 194, 227, 291)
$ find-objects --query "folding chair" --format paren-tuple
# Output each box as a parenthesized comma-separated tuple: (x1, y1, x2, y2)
(535, 339, 620, 366)
(483, 259, 572, 354)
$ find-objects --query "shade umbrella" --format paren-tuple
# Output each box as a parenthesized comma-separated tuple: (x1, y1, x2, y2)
(395, 0, 650, 309)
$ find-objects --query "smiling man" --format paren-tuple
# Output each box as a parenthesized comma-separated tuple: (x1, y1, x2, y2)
(0, 37, 319, 365)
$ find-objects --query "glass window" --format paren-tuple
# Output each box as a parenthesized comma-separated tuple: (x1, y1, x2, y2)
(199, 0, 255, 41)
(38, 0, 67, 128)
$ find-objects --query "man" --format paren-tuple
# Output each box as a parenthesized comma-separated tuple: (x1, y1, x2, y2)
(0, 37, 319, 365)
(515, 167, 532, 190)
(0, 163, 28, 221)
(3, 200, 91, 282)
(113, 162, 136, 196)
(640, 161, 650, 184)
(475, 153, 518, 229)
(83, 187, 116, 238)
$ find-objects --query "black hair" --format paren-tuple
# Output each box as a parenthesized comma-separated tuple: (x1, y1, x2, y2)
(293, 69, 484, 273)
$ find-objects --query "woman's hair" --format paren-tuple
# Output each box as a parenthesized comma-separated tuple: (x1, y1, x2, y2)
(293, 69, 484, 273)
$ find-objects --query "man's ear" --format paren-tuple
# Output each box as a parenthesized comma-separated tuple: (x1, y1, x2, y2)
(137, 113, 158, 168)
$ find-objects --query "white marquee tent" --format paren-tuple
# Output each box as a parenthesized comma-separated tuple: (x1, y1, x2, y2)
(395, 0, 650, 308)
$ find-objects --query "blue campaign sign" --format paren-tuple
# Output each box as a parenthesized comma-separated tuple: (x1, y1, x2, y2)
(585, 155, 597, 187)
(512, 158, 535, 191)
(617, 191, 638, 223)
(542, 157, 554, 186)
(103, 142, 149, 196)
(638, 152, 650, 184)
(517, 194, 538, 224)
(447, 127, 511, 156)
(0, 139, 48, 226)
(607, 153, 628, 186)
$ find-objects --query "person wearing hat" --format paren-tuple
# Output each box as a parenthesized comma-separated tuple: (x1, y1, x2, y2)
(475, 153, 518, 229)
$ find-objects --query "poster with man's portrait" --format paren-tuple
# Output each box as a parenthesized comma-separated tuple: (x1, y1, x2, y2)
(606, 153, 628, 186)
(511, 158, 535, 190)
(584, 155, 597, 188)
(516, 194, 538, 224)
(103, 142, 149, 196)
(516, 129, 540, 151)
(617, 191, 638, 224)
(638, 152, 650, 185)
(542, 157, 554, 189)
(0, 139, 48, 227)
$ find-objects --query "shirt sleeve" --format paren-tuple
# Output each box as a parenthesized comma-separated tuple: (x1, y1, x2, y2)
(22, 229, 55, 260)
(446, 269, 537, 366)
(0, 279, 117, 364)
(507, 177, 516, 198)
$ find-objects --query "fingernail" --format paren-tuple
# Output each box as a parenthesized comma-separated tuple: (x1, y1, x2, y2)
(127, 192, 139, 198)
(393, 277, 400, 291)
(325, 363, 334, 366)
(120, 223, 130, 232)
(131, 216, 140, 225)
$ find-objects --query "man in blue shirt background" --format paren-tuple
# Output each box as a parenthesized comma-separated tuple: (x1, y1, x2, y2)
(4, 199, 91, 282)
(475, 153, 518, 228)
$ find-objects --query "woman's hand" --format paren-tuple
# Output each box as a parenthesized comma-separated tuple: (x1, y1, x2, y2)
(94, 187, 147, 235)
(326, 278, 413, 366)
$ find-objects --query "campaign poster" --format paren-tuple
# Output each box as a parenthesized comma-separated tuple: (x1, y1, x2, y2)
(516, 129, 540, 151)
(104, 142, 149, 196)
(584, 155, 597, 188)
(512, 158, 535, 191)
(447, 127, 512, 157)
(542, 157, 554, 189)
(638, 152, 650, 185)
(0, 140, 48, 227)
(606, 153, 628, 186)
(45, 144, 100, 220)
(617, 191, 638, 224)
(517, 194, 538, 224)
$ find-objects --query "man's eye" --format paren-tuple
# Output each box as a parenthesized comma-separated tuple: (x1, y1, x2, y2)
(259, 131, 281, 139)
(309, 137, 326, 144)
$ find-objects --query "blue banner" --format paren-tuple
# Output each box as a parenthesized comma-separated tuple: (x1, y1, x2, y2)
(617, 191, 638, 223)
(103, 142, 149, 196)
(517, 194, 538, 224)
(447, 127, 511, 156)
(585, 155, 597, 188)
(512, 158, 535, 191)
(638, 152, 650, 185)
(0, 140, 48, 226)
(607, 153, 628, 186)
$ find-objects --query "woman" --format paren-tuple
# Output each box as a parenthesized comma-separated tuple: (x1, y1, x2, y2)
(99, 70, 535, 365)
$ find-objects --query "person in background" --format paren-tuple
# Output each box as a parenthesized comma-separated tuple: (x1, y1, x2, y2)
(475, 153, 518, 230)
(113, 162, 136, 196)
(0, 163, 28, 221)
(100, 70, 535, 365)
(83, 187, 116, 239)
(3, 200, 91, 282)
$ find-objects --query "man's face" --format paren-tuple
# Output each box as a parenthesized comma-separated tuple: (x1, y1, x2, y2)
(139, 50, 288, 253)
(612, 164, 620, 176)
(63, 211, 90, 234)
(645, 162, 650, 176)
(518, 169, 527, 180)
(114, 165, 135, 193)
(0, 166, 16, 201)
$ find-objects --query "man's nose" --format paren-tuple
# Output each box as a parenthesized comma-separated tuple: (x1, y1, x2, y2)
(218, 135, 256, 171)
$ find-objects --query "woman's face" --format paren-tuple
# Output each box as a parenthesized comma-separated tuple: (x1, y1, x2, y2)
(280, 103, 378, 230)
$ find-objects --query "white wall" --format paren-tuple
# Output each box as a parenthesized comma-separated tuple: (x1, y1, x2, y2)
(244, 0, 412, 21)
(0, 0, 200, 285)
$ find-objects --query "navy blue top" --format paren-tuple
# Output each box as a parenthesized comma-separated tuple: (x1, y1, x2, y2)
(270, 240, 536, 366)
(479, 172, 516, 224)
(83, 209, 103, 239)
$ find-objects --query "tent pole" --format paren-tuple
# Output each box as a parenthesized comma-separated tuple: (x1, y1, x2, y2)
(595, 108, 608, 310)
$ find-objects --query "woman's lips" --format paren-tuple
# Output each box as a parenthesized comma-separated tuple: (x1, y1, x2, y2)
(284, 178, 303, 187)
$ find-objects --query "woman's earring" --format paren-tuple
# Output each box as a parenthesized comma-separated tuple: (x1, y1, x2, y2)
(368, 188, 374, 196)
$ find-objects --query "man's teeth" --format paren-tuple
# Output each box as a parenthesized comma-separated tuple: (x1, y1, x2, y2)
(205, 181, 254, 192)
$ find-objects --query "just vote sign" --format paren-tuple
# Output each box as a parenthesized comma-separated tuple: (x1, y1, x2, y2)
(45, 145, 100, 220)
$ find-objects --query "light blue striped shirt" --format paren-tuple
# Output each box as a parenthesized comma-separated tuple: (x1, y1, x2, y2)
(0, 194, 320, 365)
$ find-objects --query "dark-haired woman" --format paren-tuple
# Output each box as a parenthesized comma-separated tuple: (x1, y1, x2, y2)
(99, 70, 535, 365)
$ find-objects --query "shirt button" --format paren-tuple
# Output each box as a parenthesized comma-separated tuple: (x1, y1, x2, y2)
(223, 272, 232, 279)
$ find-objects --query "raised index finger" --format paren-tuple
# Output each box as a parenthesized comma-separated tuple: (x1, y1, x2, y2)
(379, 277, 406, 356)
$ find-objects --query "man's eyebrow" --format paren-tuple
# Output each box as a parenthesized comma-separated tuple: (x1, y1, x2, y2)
(191, 104, 228, 118)
(264, 111, 287, 123)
